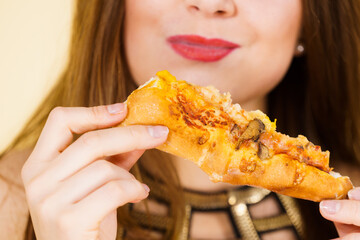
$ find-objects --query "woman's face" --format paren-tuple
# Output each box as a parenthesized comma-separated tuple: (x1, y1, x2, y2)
(124, 0, 302, 109)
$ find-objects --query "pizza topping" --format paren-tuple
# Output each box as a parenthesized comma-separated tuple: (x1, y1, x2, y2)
(239, 159, 257, 173)
(294, 168, 305, 186)
(258, 142, 270, 160)
(259, 132, 331, 173)
(235, 119, 265, 150)
(230, 123, 241, 138)
(169, 104, 181, 120)
(198, 132, 210, 145)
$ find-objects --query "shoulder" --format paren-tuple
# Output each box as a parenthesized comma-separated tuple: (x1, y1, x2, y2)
(0, 148, 32, 240)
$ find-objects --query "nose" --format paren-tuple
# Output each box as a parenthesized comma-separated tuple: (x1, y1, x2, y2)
(185, 0, 236, 18)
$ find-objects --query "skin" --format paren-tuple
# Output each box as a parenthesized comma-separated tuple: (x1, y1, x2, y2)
(124, 0, 302, 108)
(21, 104, 168, 239)
(18, 0, 360, 239)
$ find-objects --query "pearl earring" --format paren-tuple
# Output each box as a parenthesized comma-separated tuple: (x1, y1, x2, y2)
(296, 43, 305, 55)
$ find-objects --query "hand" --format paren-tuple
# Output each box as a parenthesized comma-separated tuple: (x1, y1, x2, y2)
(320, 187, 360, 240)
(21, 103, 169, 240)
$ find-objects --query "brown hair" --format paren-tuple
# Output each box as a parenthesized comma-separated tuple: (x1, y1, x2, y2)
(1, 0, 359, 239)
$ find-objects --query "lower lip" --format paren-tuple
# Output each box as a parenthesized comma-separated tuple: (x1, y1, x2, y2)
(167, 36, 240, 62)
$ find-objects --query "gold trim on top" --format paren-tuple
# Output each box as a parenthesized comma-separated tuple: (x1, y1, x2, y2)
(253, 214, 292, 232)
(145, 170, 271, 210)
(176, 204, 192, 240)
(128, 171, 304, 239)
(129, 210, 295, 233)
(231, 202, 260, 240)
(276, 194, 305, 239)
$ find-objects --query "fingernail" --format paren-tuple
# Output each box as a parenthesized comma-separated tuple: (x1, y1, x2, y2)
(320, 201, 340, 214)
(147, 126, 169, 138)
(107, 103, 125, 114)
(142, 184, 150, 193)
(348, 188, 360, 200)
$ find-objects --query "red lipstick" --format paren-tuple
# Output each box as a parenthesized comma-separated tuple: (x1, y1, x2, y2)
(167, 35, 240, 62)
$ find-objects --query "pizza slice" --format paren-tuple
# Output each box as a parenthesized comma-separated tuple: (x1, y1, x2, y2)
(119, 70, 353, 202)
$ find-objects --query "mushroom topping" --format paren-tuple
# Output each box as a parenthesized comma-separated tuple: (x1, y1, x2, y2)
(235, 119, 265, 150)
(230, 123, 241, 137)
(258, 142, 270, 160)
(198, 131, 210, 145)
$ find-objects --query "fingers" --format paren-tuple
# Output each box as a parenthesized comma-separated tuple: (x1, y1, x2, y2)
(23, 103, 127, 183)
(107, 149, 146, 171)
(47, 160, 137, 205)
(70, 178, 149, 229)
(30, 103, 127, 163)
(25, 124, 168, 200)
(338, 233, 360, 240)
(320, 188, 360, 226)
(334, 222, 360, 238)
(43, 125, 168, 184)
(320, 200, 360, 226)
(28, 177, 148, 239)
(348, 188, 360, 201)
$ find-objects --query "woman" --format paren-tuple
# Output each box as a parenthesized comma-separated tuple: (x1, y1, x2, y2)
(1, 0, 360, 239)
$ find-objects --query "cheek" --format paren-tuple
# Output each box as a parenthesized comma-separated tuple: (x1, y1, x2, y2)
(124, 0, 174, 84)
(237, 0, 302, 98)
(257, 1, 302, 74)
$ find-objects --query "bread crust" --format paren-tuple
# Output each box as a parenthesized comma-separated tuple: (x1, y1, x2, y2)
(119, 71, 353, 202)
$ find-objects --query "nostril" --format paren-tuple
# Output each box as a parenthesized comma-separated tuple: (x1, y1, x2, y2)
(191, 5, 200, 11)
(215, 10, 226, 15)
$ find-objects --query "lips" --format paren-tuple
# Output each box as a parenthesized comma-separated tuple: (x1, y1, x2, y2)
(167, 35, 240, 62)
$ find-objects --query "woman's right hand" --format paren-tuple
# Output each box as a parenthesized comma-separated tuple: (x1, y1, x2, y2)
(21, 103, 169, 240)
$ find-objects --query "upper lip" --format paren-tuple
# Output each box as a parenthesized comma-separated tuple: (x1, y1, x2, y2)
(167, 35, 240, 49)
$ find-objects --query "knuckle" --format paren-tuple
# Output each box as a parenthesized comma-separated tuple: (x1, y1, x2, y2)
(90, 106, 107, 123)
(128, 126, 144, 141)
(58, 211, 72, 231)
(107, 180, 123, 194)
(353, 202, 360, 225)
(48, 107, 66, 123)
(24, 179, 41, 204)
(93, 160, 117, 176)
(37, 198, 56, 221)
(106, 181, 125, 200)
(79, 131, 101, 149)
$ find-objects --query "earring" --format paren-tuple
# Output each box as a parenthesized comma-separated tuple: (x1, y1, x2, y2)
(295, 43, 305, 55)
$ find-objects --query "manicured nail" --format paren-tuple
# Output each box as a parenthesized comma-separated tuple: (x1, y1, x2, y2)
(147, 126, 169, 138)
(142, 184, 150, 193)
(107, 103, 125, 114)
(320, 201, 340, 214)
(348, 188, 360, 200)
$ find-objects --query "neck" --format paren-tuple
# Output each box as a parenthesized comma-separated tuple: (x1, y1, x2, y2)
(172, 96, 267, 192)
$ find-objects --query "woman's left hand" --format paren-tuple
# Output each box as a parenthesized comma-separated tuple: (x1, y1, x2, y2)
(320, 187, 360, 239)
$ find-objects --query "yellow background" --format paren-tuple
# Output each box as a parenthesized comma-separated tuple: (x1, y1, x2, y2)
(0, 0, 73, 151)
